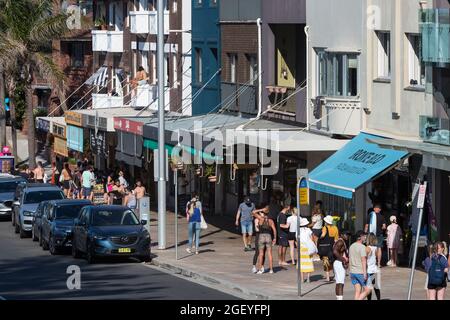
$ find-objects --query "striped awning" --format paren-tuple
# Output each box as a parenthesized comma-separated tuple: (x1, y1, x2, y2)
(86, 66, 108, 87)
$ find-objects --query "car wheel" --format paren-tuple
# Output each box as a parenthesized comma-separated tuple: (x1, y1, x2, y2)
(72, 238, 81, 259)
(49, 235, 59, 255)
(14, 222, 19, 234)
(19, 224, 28, 239)
(32, 228, 38, 241)
(86, 241, 96, 264)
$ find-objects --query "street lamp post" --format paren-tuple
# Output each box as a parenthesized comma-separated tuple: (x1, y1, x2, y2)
(157, 0, 167, 249)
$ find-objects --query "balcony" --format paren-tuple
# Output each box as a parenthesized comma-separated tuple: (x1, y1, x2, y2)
(91, 30, 123, 52)
(311, 97, 362, 135)
(92, 94, 124, 109)
(132, 84, 157, 108)
(419, 9, 450, 63)
(92, 30, 108, 51)
(221, 82, 257, 115)
(130, 11, 151, 34)
(107, 31, 124, 52)
(420, 115, 450, 146)
(149, 11, 170, 35)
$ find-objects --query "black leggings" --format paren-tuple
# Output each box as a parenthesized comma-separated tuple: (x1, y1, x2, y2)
(253, 233, 266, 266)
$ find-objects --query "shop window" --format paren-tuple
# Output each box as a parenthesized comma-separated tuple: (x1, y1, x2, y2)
(375, 31, 391, 80)
(247, 54, 257, 84)
(195, 48, 203, 84)
(228, 53, 237, 83)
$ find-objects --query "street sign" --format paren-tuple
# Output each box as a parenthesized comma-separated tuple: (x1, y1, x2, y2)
(299, 178, 309, 205)
(417, 183, 427, 209)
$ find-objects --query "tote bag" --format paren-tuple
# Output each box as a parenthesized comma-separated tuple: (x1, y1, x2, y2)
(200, 214, 208, 230)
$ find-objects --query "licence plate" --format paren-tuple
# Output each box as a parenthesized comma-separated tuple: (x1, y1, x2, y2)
(118, 248, 131, 253)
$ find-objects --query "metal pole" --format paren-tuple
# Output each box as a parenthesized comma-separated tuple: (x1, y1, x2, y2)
(407, 207, 424, 300)
(297, 177, 302, 297)
(175, 168, 178, 260)
(157, 0, 167, 249)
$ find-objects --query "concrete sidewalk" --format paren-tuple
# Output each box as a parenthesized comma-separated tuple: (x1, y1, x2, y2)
(148, 212, 446, 300)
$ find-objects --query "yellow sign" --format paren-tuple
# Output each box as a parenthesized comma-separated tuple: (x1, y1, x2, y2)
(65, 111, 83, 126)
(298, 178, 309, 205)
(54, 137, 68, 157)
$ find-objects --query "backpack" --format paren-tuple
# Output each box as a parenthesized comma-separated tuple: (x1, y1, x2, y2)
(428, 255, 446, 286)
(318, 226, 334, 258)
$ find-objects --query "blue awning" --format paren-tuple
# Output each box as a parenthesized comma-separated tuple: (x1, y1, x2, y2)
(309, 133, 409, 199)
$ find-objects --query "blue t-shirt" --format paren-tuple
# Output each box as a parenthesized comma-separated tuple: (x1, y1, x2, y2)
(190, 207, 201, 223)
(239, 202, 255, 223)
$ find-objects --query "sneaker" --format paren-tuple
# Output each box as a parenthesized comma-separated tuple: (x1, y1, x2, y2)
(244, 247, 249, 252)
(387, 260, 392, 266)
(247, 245, 252, 250)
(252, 266, 257, 274)
(260, 267, 265, 273)
(256, 270, 264, 275)
(195, 250, 199, 255)
(186, 248, 192, 254)
(269, 269, 274, 274)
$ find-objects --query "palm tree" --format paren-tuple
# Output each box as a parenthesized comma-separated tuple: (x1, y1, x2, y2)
(0, 0, 69, 168)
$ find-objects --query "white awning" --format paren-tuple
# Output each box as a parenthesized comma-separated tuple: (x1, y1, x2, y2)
(85, 66, 108, 87)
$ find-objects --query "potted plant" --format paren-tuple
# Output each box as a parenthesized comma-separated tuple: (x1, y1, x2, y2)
(205, 165, 216, 182)
(94, 17, 107, 30)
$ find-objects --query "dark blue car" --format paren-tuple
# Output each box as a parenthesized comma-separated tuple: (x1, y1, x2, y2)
(71, 205, 151, 264)
(40, 199, 92, 255)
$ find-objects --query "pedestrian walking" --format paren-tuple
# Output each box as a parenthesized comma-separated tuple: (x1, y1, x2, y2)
(33, 161, 45, 183)
(387, 215, 403, 267)
(111, 180, 125, 205)
(81, 166, 93, 200)
(364, 204, 386, 267)
(71, 169, 82, 199)
(235, 197, 255, 251)
(310, 201, 324, 262)
(118, 170, 128, 188)
(50, 161, 59, 185)
(251, 204, 269, 273)
(366, 233, 382, 300)
(333, 231, 350, 300)
(299, 217, 315, 283)
(186, 194, 202, 255)
(60, 163, 72, 197)
(349, 231, 371, 300)
(253, 206, 277, 274)
(277, 203, 291, 266)
(423, 242, 449, 300)
(319, 215, 339, 281)
(286, 208, 298, 265)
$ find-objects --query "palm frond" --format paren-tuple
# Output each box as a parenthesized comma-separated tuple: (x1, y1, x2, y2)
(31, 51, 67, 93)
(29, 13, 70, 46)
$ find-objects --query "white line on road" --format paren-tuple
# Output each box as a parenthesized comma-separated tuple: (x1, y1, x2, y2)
(0, 296, 6, 300)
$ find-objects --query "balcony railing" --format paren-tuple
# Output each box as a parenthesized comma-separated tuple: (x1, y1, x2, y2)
(310, 96, 362, 135)
(420, 115, 450, 146)
(130, 11, 151, 34)
(92, 30, 108, 51)
(91, 30, 123, 52)
(149, 11, 170, 35)
(131, 84, 157, 108)
(221, 82, 257, 115)
(419, 9, 450, 63)
(92, 94, 124, 109)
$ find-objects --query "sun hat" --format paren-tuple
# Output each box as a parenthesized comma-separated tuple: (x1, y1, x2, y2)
(324, 215, 334, 225)
(390, 215, 397, 223)
(300, 217, 309, 227)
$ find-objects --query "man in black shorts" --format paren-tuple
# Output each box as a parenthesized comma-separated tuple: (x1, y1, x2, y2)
(277, 203, 291, 266)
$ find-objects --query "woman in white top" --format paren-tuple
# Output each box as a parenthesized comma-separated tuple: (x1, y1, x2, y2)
(366, 233, 381, 300)
(299, 218, 315, 283)
(286, 208, 298, 265)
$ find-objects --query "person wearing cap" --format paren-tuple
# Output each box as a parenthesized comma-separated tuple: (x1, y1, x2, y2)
(349, 231, 371, 300)
(235, 197, 256, 251)
(299, 217, 315, 283)
(365, 204, 386, 268)
(386, 215, 402, 267)
(319, 215, 339, 281)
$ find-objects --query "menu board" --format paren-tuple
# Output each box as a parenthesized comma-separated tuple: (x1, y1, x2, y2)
(90, 130, 107, 156)
(0, 156, 14, 173)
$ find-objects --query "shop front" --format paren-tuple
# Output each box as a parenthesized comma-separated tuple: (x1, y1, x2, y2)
(51, 119, 68, 173)
(65, 111, 87, 166)
(308, 133, 409, 234)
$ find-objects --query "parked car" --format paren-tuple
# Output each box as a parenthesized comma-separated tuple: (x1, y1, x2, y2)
(0, 174, 26, 221)
(31, 201, 52, 243)
(14, 184, 65, 238)
(72, 205, 151, 264)
(12, 183, 44, 227)
(40, 199, 91, 254)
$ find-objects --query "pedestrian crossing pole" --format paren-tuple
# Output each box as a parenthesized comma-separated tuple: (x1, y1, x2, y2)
(297, 169, 309, 297)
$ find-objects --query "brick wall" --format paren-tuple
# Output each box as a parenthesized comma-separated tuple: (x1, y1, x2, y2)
(221, 24, 257, 84)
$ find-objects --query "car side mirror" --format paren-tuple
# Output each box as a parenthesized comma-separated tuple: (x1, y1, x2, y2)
(13, 201, 20, 206)
(141, 220, 147, 225)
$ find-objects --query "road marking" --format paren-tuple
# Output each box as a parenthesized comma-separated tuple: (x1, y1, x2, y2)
(0, 296, 6, 300)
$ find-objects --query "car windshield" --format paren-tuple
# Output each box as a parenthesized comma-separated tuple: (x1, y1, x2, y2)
(0, 181, 22, 193)
(55, 205, 86, 220)
(92, 209, 139, 226)
(24, 191, 64, 204)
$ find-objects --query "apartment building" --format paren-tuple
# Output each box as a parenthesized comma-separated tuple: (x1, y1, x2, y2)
(90, 0, 191, 114)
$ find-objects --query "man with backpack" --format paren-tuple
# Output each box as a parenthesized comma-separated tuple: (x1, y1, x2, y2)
(423, 242, 449, 300)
